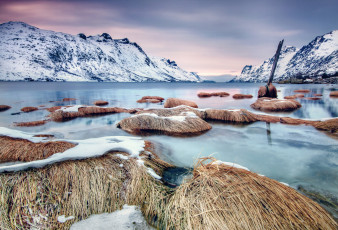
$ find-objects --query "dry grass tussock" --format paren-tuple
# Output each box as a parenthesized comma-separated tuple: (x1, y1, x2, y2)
(294, 89, 310, 93)
(21, 107, 38, 112)
(0, 136, 76, 162)
(50, 106, 133, 122)
(164, 98, 198, 108)
(117, 112, 211, 135)
(284, 94, 305, 99)
(232, 94, 253, 99)
(0, 137, 336, 230)
(205, 109, 257, 123)
(313, 118, 338, 134)
(164, 157, 337, 230)
(330, 91, 338, 97)
(197, 92, 229, 97)
(14, 120, 48, 127)
(62, 98, 76, 101)
(137, 106, 205, 118)
(93, 100, 109, 106)
(251, 97, 301, 112)
(137, 96, 164, 103)
(305, 97, 321, 100)
(0, 105, 11, 112)
(0, 140, 173, 230)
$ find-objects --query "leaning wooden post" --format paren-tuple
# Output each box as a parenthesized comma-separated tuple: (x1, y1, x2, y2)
(268, 39, 284, 85)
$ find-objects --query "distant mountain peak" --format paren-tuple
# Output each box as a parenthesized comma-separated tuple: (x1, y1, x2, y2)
(232, 31, 337, 83)
(0, 21, 200, 82)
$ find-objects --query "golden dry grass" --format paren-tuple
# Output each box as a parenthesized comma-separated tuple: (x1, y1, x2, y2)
(0, 144, 172, 230)
(313, 118, 338, 134)
(136, 106, 205, 119)
(205, 109, 257, 123)
(0, 105, 11, 112)
(305, 97, 321, 100)
(284, 95, 297, 99)
(142, 96, 165, 101)
(251, 98, 301, 112)
(197, 92, 230, 97)
(93, 100, 109, 106)
(232, 94, 253, 99)
(14, 120, 48, 127)
(62, 98, 76, 101)
(163, 157, 337, 230)
(49, 106, 131, 122)
(294, 89, 310, 93)
(117, 113, 211, 135)
(0, 136, 337, 230)
(164, 98, 198, 108)
(137, 96, 164, 103)
(284, 94, 304, 99)
(20, 107, 38, 113)
(197, 92, 212, 97)
(46, 106, 64, 112)
(137, 98, 162, 103)
(0, 136, 76, 162)
(329, 91, 338, 98)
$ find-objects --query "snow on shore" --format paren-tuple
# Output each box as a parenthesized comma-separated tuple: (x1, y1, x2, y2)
(70, 205, 154, 230)
(0, 127, 161, 180)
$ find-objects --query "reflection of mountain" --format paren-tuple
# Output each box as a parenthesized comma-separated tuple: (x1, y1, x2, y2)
(232, 30, 338, 82)
(0, 21, 200, 82)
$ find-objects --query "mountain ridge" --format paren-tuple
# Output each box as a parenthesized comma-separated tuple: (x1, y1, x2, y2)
(232, 30, 338, 83)
(0, 21, 201, 82)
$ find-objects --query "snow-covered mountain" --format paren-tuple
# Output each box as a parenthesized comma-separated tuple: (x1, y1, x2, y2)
(232, 30, 338, 82)
(0, 21, 201, 82)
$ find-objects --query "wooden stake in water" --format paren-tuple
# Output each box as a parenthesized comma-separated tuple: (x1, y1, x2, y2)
(268, 39, 284, 85)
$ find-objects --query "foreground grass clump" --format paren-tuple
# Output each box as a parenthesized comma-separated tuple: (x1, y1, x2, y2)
(164, 158, 337, 230)
(0, 150, 172, 229)
(1, 146, 337, 229)
(0, 136, 76, 162)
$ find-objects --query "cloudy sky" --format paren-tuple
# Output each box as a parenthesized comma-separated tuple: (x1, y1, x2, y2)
(1, 0, 337, 80)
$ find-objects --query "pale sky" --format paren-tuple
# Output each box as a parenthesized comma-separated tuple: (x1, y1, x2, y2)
(1, 0, 337, 79)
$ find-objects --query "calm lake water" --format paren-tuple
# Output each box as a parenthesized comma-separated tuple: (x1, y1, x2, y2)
(0, 82, 337, 215)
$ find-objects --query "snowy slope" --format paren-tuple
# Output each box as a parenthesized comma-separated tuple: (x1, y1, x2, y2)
(0, 21, 200, 82)
(232, 30, 338, 82)
(235, 46, 298, 82)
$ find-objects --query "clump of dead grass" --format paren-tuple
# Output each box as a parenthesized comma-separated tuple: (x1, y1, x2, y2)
(164, 98, 198, 108)
(251, 98, 301, 112)
(0, 105, 11, 112)
(93, 100, 109, 106)
(313, 118, 338, 134)
(49, 106, 132, 122)
(205, 109, 257, 123)
(305, 97, 321, 100)
(294, 89, 310, 93)
(137, 96, 164, 103)
(197, 92, 229, 97)
(0, 136, 76, 162)
(329, 91, 338, 98)
(14, 120, 48, 127)
(0, 143, 173, 230)
(21, 107, 38, 113)
(232, 94, 253, 99)
(163, 157, 337, 230)
(117, 113, 211, 135)
(62, 98, 76, 101)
